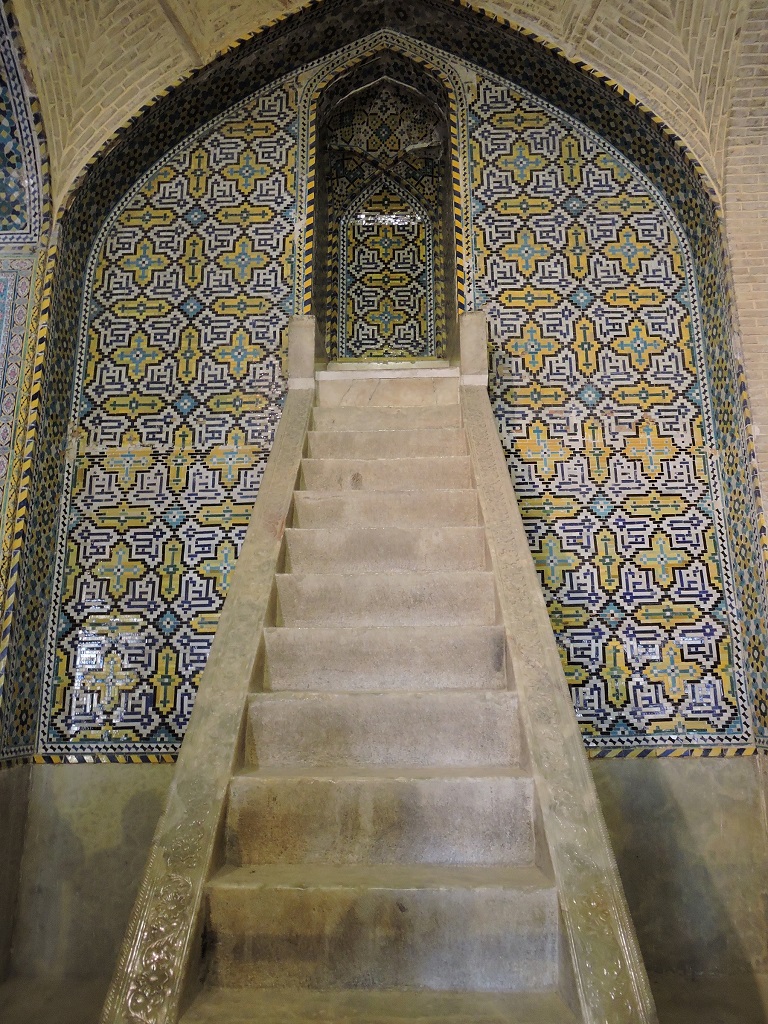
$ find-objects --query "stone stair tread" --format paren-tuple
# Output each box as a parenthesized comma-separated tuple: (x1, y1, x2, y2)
(250, 688, 513, 701)
(206, 864, 557, 990)
(263, 622, 504, 643)
(284, 525, 486, 573)
(275, 570, 497, 627)
(312, 404, 462, 430)
(264, 623, 502, 636)
(226, 763, 534, 867)
(323, 359, 452, 370)
(290, 489, 479, 528)
(302, 456, 470, 467)
(263, 623, 507, 691)
(180, 987, 579, 1023)
(246, 688, 524, 770)
(296, 487, 476, 493)
(314, 374, 458, 410)
(306, 427, 467, 459)
(246, 689, 520, 769)
(209, 862, 554, 892)
(276, 569, 494, 582)
(233, 764, 528, 781)
(300, 456, 472, 491)
(307, 426, 467, 440)
(284, 525, 484, 538)
(290, 489, 480, 528)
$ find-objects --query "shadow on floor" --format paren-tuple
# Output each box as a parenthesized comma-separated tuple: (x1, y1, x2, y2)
(0, 976, 109, 1024)
(652, 972, 768, 1023)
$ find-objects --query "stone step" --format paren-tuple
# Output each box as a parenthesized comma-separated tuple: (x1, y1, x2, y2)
(284, 526, 487, 573)
(180, 987, 579, 1024)
(312, 404, 462, 431)
(291, 489, 480, 528)
(205, 863, 559, 991)
(306, 427, 467, 459)
(315, 373, 458, 408)
(246, 691, 521, 769)
(275, 570, 497, 627)
(262, 625, 507, 692)
(300, 456, 472, 491)
(324, 359, 451, 371)
(226, 767, 534, 866)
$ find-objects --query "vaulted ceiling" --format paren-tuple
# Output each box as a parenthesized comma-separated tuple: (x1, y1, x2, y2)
(9, 0, 761, 211)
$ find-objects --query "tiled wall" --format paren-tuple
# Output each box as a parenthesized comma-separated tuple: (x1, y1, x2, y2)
(7, 0, 765, 762)
(0, 9, 42, 245)
(38, 82, 297, 756)
(470, 72, 761, 752)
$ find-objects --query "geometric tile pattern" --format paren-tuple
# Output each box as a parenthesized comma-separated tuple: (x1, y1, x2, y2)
(0, 254, 35, 757)
(0, 2, 47, 765)
(299, 36, 469, 330)
(0, 257, 34, 514)
(471, 74, 752, 749)
(0, 73, 26, 234)
(39, 82, 297, 755)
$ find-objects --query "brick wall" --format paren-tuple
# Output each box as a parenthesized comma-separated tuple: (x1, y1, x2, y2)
(724, 0, 768, 518)
(11, 0, 750, 207)
(11, 0, 194, 209)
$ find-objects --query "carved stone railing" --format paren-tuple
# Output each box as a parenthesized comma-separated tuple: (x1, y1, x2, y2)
(460, 381, 658, 1024)
(100, 330, 314, 1024)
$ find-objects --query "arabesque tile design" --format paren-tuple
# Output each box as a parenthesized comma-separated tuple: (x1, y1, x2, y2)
(0, 3, 42, 244)
(326, 81, 445, 359)
(0, 2, 47, 765)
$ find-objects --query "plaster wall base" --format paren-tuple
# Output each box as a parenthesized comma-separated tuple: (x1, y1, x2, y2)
(591, 754, 768, 1019)
(9, 762, 174, 981)
(0, 764, 30, 980)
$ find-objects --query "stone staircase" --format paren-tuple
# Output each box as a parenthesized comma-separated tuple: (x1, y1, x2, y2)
(179, 368, 581, 1023)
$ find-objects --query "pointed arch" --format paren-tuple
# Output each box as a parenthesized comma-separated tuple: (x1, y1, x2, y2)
(294, 30, 473, 318)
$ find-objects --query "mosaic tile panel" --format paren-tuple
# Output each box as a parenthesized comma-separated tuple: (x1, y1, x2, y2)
(0, 252, 34, 756)
(7, 0, 765, 759)
(0, 255, 34, 515)
(38, 81, 298, 755)
(0, 3, 47, 765)
(301, 36, 469, 323)
(469, 73, 755, 749)
(0, 3, 42, 244)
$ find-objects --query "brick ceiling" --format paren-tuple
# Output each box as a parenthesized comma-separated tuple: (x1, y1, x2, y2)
(9, 0, 757, 211)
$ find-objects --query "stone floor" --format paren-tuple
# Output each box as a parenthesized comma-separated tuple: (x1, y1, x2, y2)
(0, 976, 109, 1024)
(1, 974, 768, 1023)
(651, 973, 768, 1024)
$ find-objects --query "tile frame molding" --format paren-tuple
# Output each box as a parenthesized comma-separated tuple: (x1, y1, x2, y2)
(0, 0, 50, 767)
